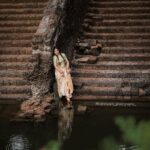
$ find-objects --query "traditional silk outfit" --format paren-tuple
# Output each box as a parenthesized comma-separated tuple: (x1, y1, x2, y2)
(53, 53, 74, 100)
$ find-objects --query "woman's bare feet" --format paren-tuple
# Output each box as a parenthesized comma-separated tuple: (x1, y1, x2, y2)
(66, 98, 73, 108)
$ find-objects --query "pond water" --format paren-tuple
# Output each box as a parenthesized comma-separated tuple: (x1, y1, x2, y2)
(0, 103, 150, 150)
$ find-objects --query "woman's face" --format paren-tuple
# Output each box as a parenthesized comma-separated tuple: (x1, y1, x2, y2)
(54, 48, 60, 55)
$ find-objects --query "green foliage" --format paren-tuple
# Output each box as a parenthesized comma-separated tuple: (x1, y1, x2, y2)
(115, 116, 150, 150)
(45, 140, 59, 150)
(99, 136, 119, 150)
(99, 116, 150, 150)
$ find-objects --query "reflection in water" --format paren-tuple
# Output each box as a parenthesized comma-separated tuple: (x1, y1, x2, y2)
(6, 135, 30, 150)
(42, 102, 74, 150)
(58, 102, 74, 147)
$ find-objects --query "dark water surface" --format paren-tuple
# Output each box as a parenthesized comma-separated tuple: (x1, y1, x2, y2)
(0, 103, 150, 150)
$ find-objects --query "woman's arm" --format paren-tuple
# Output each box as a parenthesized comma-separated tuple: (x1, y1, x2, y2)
(53, 56, 63, 73)
(62, 53, 70, 69)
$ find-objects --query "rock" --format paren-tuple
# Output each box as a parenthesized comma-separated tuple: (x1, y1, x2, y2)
(87, 39, 97, 46)
(27, 100, 35, 106)
(139, 88, 146, 96)
(76, 56, 89, 63)
(21, 103, 31, 112)
(42, 102, 51, 109)
(84, 48, 101, 56)
(77, 105, 87, 113)
(34, 114, 42, 120)
(77, 42, 89, 48)
(18, 112, 26, 118)
(88, 56, 98, 63)
(23, 110, 34, 118)
(75, 42, 90, 55)
(34, 101, 41, 106)
(75, 40, 102, 56)
(19, 95, 54, 120)
(44, 96, 53, 103)
(91, 43, 102, 49)
(76, 56, 98, 64)
(34, 107, 45, 116)
(44, 108, 51, 113)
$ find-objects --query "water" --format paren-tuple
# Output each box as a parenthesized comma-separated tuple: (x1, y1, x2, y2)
(0, 103, 150, 150)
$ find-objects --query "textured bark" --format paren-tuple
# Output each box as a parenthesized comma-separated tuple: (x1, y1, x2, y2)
(23, 0, 89, 100)
(23, 0, 68, 99)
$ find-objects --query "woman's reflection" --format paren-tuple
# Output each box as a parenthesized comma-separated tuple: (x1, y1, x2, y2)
(58, 101, 74, 147)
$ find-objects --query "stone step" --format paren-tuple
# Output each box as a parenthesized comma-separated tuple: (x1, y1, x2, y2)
(0, 85, 31, 94)
(86, 13, 150, 20)
(76, 53, 150, 58)
(72, 68, 150, 78)
(0, 20, 39, 27)
(0, 8, 44, 14)
(83, 38, 150, 46)
(78, 39, 150, 47)
(72, 95, 150, 101)
(0, 40, 31, 47)
(100, 40, 150, 47)
(0, 26, 37, 33)
(75, 53, 150, 61)
(73, 77, 150, 87)
(0, 2, 47, 9)
(0, 62, 34, 70)
(0, 77, 30, 86)
(0, 33, 33, 40)
(0, 0, 47, 2)
(84, 19, 150, 26)
(0, 69, 31, 77)
(90, 1, 150, 8)
(0, 55, 32, 62)
(0, 0, 46, 102)
(72, 0, 150, 101)
(0, 14, 43, 21)
(98, 57, 150, 62)
(84, 26, 150, 33)
(83, 33, 150, 40)
(0, 94, 30, 102)
(93, 0, 150, 1)
(74, 86, 140, 96)
(102, 47, 150, 53)
(72, 61, 150, 70)
(88, 7, 150, 14)
(102, 50, 150, 54)
(0, 47, 32, 55)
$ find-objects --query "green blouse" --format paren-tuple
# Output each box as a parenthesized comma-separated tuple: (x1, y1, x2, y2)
(53, 53, 67, 68)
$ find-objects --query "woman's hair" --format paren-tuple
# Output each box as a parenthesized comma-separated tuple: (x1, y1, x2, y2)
(53, 47, 66, 64)
(53, 47, 60, 55)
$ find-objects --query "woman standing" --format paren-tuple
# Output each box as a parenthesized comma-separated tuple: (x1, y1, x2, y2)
(53, 48, 74, 103)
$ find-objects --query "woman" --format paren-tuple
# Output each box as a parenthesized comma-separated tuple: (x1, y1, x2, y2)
(53, 48, 74, 103)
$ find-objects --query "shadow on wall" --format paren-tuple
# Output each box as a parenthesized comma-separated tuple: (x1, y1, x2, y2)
(56, 0, 90, 60)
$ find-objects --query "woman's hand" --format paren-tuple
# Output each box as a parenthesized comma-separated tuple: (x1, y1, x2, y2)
(59, 70, 63, 74)
(67, 68, 71, 73)
(59, 70, 64, 76)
